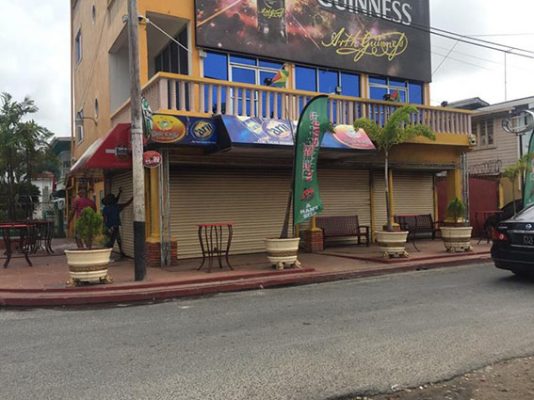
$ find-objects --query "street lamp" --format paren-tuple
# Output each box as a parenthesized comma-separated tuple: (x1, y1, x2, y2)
(502, 109, 534, 195)
(75, 110, 98, 126)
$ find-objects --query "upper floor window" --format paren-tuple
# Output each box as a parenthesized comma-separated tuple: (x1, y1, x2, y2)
(203, 51, 284, 116)
(369, 75, 423, 104)
(75, 30, 82, 64)
(475, 119, 494, 147)
(76, 109, 85, 143)
(295, 65, 360, 97)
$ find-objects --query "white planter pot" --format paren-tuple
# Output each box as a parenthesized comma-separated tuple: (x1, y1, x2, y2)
(64, 248, 113, 285)
(264, 238, 301, 270)
(376, 230, 409, 258)
(440, 226, 473, 252)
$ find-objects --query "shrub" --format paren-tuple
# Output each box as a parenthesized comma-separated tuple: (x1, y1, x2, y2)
(75, 207, 103, 249)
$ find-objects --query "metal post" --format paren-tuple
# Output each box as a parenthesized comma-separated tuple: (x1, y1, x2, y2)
(127, 0, 146, 281)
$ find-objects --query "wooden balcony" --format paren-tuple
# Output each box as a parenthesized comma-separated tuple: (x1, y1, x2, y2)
(111, 72, 472, 137)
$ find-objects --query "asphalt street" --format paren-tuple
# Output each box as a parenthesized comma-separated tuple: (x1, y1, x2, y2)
(2, 263, 534, 400)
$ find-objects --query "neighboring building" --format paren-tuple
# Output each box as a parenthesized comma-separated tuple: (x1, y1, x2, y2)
(70, 0, 472, 266)
(32, 172, 55, 220)
(448, 96, 534, 233)
(50, 137, 72, 236)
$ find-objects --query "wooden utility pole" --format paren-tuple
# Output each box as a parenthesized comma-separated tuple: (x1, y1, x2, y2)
(127, 0, 146, 281)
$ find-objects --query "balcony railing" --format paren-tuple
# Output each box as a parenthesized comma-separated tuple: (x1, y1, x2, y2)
(111, 72, 472, 136)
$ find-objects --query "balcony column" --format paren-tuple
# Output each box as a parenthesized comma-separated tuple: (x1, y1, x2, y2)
(446, 168, 464, 205)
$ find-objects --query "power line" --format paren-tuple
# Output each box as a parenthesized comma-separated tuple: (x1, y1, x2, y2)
(333, 3, 534, 59)
(432, 41, 459, 75)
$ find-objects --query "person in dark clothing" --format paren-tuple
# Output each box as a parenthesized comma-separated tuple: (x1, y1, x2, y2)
(102, 188, 133, 258)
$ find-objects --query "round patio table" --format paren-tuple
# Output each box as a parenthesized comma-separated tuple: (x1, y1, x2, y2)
(0, 223, 34, 268)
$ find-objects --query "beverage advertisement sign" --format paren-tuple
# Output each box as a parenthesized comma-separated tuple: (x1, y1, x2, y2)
(149, 115, 217, 146)
(195, 0, 431, 82)
(143, 151, 162, 169)
(220, 116, 375, 150)
(293, 95, 330, 225)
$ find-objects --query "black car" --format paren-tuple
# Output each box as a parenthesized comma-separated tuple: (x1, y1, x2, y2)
(491, 204, 534, 276)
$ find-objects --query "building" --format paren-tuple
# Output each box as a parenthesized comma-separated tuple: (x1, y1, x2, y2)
(447, 96, 534, 232)
(70, 0, 473, 266)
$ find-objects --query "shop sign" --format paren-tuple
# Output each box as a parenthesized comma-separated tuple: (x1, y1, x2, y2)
(143, 151, 162, 169)
(195, 0, 431, 82)
(293, 95, 330, 225)
(149, 114, 217, 146)
(151, 115, 186, 143)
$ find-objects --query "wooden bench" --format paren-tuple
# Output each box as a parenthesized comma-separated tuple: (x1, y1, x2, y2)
(316, 215, 370, 247)
(393, 214, 440, 240)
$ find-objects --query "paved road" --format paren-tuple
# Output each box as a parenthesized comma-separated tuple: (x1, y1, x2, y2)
(2, 263, 534, 400)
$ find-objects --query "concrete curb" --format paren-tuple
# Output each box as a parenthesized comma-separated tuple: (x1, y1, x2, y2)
(0, 253, 492, 308)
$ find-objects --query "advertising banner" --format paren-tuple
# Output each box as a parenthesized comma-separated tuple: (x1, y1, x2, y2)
(220, 116, 375, 150)
(149, 114, 218, 146)
(293, 95, 330, 225)
(523, 133, 534, 209)
(195, 0, 431, 82)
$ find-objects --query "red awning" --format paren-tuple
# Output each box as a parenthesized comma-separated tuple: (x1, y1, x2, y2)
(69, 123, 132, 176)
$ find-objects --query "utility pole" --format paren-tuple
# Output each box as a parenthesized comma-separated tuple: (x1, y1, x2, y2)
(127, 0, 146, 281)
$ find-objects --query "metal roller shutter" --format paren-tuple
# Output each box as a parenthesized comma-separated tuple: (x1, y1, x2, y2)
(110, 172, 134, 257)
(170, 168, 372, 257)
(170, 168, 291, 259)
(373, 171, 434, 234)
(317, 169, 371, 224)
(393, 171, 434, 217)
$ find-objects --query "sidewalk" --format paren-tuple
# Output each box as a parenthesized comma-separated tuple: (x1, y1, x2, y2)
(0, 239, 492, 307)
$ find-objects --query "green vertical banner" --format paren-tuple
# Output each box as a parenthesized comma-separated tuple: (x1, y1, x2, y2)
(293, 95, 330, 225)
(523, 133, 534, 208)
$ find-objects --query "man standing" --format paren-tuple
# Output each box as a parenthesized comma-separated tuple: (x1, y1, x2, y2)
(68, 188, 97, 248)
(102, 188, 133, 258)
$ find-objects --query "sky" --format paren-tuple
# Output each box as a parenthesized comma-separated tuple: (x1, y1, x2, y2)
(0, 0, 533, 138)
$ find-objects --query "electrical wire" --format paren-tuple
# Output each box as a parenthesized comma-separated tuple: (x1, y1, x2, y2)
(324, 2, 534, 59)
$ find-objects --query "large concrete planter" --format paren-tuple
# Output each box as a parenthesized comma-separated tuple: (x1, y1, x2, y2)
(440, 226, 473, 252)
(264, 238, 302, 270)
(64, 248, 113, 286)
(376, 230, 409, 258)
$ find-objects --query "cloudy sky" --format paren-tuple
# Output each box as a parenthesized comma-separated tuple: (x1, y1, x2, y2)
(1, 0, 533, 138)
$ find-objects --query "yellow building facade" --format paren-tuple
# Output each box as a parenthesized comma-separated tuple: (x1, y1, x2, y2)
(70, 0, 472, 265)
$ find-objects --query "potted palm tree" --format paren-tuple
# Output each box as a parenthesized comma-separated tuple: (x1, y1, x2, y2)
(64, 208, 112, 285)
(353, 105, 435, 257)
(440, 197, 473, 252)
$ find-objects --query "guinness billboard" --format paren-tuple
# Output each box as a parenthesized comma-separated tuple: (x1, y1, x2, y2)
(195, 0, 431, 82)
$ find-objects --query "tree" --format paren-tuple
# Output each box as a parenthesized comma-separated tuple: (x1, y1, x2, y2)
(502, 153, 533, 215)
(353, 105, 435, 232)
(0, 93, 56, 220)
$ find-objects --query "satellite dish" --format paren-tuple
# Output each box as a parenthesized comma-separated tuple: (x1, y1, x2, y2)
(502, 109, 534, 136)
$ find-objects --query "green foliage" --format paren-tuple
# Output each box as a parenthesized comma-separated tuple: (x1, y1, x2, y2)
(75, 208, 104, 249)
(353, 105, 436, 153)
(502, 153, 533, 215)
(446, 197, 466, 222)
(0, 92, 57, 220)
(353, 105, 435, 231)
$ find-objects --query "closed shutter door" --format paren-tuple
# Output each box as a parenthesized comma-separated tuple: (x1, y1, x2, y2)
(170, 168, 291, 259)
(317, 168, 371, 245)
(393, 171, 434, 217)
(317, 169, 371, 223)
(110, 172, 134, 257)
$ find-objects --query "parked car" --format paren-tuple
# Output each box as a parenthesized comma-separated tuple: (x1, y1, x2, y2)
(491, 204, 534, 276)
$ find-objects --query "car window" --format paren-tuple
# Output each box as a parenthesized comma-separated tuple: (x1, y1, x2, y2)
(512, 205, 534, 221)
